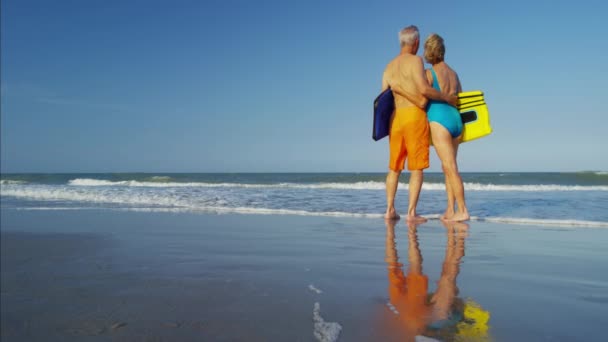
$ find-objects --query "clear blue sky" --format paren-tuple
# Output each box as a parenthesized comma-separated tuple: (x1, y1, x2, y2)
(1, 0, 606, 173)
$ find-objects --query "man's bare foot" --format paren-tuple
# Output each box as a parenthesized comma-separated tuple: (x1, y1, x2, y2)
(445, 212, 470, 222)
(384, 208, 400, 220)
(406, 214, 427, 223)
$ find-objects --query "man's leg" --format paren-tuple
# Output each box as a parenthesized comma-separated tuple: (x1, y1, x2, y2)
(407, 169, 427, 222)
(385, 169, 401, 219)
(403, 115, 429, 223)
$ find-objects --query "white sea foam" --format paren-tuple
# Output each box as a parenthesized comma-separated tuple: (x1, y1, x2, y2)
(2, 186, 608, 227)
(461, 183, 608, 191)
(68, 178, 191, 187)
(67, 178, 390, 189)
(415, 336, 442, 342)
(0, 186, 385, 218)
(0, 180, 27, 185)
(309, 285, 323, 294)
(149, 176, 172, 181)
(313, 302, 342, 342)
(13, 207, 99, 211)
(424, 214, 608, 228)
(476, 216, 608, 228)
(0, 186, 189, 208)
(65, 178, 608, 191)
(386, 302, 399, 315)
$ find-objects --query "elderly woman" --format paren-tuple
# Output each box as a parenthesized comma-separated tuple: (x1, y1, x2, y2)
(424, 34, 469, 221)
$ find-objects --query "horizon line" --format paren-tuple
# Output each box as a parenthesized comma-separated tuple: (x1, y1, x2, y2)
(2, 171, 606, 174)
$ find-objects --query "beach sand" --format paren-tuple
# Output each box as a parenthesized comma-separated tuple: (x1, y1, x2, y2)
(1, 210, 607, 341)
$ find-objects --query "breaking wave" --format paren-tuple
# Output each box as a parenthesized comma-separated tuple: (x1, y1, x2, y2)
(65, 178, 608, 191)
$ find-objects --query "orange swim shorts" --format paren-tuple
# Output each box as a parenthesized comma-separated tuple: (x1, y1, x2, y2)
(389, 106, 430, 171)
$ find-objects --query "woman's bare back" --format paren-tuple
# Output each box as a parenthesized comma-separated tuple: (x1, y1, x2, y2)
(426, 62, 461, 94)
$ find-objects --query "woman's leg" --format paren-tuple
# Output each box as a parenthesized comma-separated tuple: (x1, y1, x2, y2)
(442, 135, 462, 218)
(450, 135, 469, 220)
(442, 169, 455, 219)
(430, 122, 469, 221)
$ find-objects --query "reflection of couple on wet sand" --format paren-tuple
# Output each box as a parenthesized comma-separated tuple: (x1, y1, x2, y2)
(384, 220, 490, 341)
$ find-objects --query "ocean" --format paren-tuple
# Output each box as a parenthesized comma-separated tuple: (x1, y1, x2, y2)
(1, 172, 607, 227)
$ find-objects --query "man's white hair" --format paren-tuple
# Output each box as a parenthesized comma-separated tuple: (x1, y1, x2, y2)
(399, 25, 419, 47)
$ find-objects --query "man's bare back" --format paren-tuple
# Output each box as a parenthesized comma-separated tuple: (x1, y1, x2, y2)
(382, 54, 428, 110)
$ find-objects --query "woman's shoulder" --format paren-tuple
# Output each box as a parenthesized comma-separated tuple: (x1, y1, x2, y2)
(442, 62, 461, 91)
(444, 62, 458, 76)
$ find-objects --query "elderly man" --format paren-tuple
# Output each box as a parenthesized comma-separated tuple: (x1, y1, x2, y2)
(381, 25, 457, 221)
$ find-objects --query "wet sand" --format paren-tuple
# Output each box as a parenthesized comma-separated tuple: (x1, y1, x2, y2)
(1, 210, 607, 341)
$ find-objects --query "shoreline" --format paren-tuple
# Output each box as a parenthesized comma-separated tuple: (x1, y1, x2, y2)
(3, 206, 608, 228)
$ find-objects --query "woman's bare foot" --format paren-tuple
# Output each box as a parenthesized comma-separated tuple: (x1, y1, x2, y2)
(384, 208, 400, 220)
(440, 209, 455, 220)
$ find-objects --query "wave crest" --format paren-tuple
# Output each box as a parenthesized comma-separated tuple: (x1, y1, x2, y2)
(0, 180, 27, 185)
(63, 178, 608, 191)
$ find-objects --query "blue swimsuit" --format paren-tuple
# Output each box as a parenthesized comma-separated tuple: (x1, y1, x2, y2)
(426, 68, 463, 138)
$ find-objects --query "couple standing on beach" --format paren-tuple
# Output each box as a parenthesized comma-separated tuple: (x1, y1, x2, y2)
(382, 25, 469, 222)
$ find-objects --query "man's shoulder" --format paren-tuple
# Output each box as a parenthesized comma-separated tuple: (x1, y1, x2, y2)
(383, 57, 398, 76)
(397, 55, 423, 74)
(385, 56, 399, 68)
(401, 54, 423, 64)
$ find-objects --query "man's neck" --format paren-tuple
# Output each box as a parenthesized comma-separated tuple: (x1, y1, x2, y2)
(400, 45, 416, 56)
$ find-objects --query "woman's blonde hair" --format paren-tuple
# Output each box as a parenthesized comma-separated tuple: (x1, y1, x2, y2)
(424, 33, 445, 64)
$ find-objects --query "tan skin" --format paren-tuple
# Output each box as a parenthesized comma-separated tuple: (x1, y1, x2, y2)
(425, 60, 469, 221)
(381, 39, 458, 222)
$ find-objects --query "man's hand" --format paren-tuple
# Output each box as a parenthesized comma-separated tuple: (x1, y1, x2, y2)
(392, 84, 427, 109)
(444, 93, 458, 108)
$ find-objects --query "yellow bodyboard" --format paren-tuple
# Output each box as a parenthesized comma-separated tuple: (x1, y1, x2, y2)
(429, 91, 492, 145)
(458, 90, 492, 143)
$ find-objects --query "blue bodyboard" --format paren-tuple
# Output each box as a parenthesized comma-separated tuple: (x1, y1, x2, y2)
(372, 88, 394, 141)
